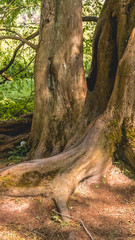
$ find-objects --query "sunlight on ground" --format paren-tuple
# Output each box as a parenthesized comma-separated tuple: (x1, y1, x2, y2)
(0, 226, 39, 240)
(0, 227, 26, 240)
(0, 200, 29, 213)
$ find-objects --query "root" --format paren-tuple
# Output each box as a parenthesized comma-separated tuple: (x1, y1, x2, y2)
(53, 198, 71, 222)
(0, 116, 112, 208)
(0, 115, 32, 153)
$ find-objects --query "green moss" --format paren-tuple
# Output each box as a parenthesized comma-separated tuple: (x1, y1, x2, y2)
(0, 169, 59, 192)
(105, 119, 122, 156)
(106, 118, 135, 157)
(124, 123, 135, 148)
(18, 170, 59, 187)
(19, 171, 41, 187)
(0, 174, 17, 190)
(112, 118, 135, 167)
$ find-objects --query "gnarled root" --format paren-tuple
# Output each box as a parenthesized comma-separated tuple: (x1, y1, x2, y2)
(0, 117, 112, 219)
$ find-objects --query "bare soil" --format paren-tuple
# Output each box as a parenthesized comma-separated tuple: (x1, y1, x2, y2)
(0, 158, 135, 240)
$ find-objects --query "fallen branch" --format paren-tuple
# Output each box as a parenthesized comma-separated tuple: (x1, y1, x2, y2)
(49, 225, 61, 240)
(60, 231, 66, 240)
(52, 210, 94, 240)
(33, 230, 47, 240)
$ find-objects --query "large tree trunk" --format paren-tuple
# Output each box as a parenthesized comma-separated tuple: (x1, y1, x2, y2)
(0, 0, 135, 221)
(28, 0, 87, 159)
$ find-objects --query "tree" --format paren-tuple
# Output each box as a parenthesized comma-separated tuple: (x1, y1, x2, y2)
(0, 0, 135, 221)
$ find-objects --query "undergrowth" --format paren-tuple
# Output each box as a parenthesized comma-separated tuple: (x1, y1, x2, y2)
(0, 79, 34, 121)
(113, 153, 135, 181)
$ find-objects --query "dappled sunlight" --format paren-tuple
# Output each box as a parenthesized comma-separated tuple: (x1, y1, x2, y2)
(69, 165, 135, 239)
(0, 166, 134, 240)
(71, 35, 82, 56)
(0, 199, 29, 213)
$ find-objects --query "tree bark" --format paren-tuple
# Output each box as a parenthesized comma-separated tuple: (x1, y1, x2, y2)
(28, 0, 87, 159)
(0, 0, 135, 221)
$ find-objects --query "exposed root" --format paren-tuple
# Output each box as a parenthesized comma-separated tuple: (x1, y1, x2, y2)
(0, 133, 30, 152)
(0, 115, 32, 153)
(0, 116, 112, 221)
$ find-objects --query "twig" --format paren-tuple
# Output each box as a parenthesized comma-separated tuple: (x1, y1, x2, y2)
(33, 230, 47, 240)
(60, 231, 66, 240)
(49, 225, 61, 240)
(12, 56, 35, 77)
(52, 210, 94, 240)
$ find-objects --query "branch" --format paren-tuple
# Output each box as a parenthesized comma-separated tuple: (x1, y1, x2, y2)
(3, 0, 16, 12)
(0, 35, 37, 50)
(52, 210, 94, 240)
(0, 30, 39, 74)
(8, 4, 40, 11)
(0, 0, 16, 21)
(82, 16, 98, 22)
(12, 56, 35, 77)
(0, 28, 24, 38)
(0, 57, 34, 85)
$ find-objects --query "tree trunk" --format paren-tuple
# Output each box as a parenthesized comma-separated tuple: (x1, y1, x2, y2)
(28, 0, 87, 159)
(0, 0, 135, 221)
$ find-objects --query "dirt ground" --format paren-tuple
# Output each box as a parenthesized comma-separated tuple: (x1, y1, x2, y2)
(0, 160, 135, 240)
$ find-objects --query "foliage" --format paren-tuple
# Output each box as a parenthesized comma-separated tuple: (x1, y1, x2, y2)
(0, 0, 40, 28)
(0, 0, 38, 120)
(0, 79, 34, 120)
(82, 0, 103, 74)
(8, 141, 30, 162)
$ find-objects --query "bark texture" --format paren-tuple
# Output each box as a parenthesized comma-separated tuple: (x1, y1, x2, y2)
(0, 0, 135, 221)
(28, 0, 87, 159)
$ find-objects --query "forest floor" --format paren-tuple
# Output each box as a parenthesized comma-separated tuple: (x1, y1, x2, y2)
(0, 153, 135, 240)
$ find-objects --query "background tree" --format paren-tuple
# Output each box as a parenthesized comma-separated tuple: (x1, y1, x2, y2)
(0, 0, 135, 221)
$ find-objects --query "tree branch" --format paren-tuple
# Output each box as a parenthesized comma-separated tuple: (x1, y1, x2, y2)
(12, 56, 35, 77)
(82, 16, 98, 22)
(0, 30, 39, 74)
(0, 28, 24, 38)
(0, 35, 37, 50)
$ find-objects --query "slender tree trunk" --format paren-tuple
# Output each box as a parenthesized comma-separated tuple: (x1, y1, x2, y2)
(0, 0, 135, 221)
